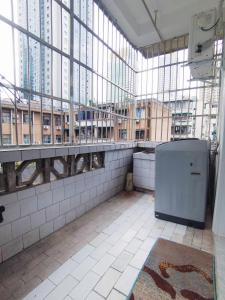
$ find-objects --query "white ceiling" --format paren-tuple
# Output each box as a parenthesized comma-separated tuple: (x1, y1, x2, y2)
(101, 0, 220, 48)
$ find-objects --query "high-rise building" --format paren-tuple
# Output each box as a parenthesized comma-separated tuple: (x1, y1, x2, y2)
(17, 0, 70, 99)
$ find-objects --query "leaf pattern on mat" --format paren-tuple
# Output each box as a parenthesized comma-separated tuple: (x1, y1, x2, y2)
(180, 289, 214, 300)
(159, 261, 213, 284)
(143, 265, 176, 299)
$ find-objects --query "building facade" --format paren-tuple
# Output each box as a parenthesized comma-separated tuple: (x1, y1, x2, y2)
(0, 98, 171, 145)
(164, 98, 196, 139)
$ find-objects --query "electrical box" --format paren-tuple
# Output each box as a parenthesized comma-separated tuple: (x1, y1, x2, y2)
(188, 8, 217, 80)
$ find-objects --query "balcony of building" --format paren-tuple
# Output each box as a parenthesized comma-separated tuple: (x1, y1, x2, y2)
(0, 0, 225, 300)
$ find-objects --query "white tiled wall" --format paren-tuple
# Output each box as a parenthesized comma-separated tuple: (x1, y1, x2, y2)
(0, 148, 134, 262)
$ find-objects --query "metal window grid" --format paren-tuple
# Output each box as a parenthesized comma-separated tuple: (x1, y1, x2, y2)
(0, 1, 223, 148)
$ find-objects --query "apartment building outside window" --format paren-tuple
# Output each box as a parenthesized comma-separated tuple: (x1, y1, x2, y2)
(0, 1, 222, 147)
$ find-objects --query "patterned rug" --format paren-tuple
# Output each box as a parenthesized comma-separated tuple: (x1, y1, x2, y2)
(129, 238, 215, 300)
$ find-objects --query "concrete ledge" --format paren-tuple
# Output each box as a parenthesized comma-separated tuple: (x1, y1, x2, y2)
(0, 142, 137, 163)
(137, 141, 163, 149)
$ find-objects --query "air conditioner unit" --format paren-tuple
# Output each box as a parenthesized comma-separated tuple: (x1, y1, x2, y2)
(43, 125, 49, 130)
(118, 119, 122, 124)
(136, 119, 140, 123)
(188, 8, 217, 80)
(56, 126, 61, 130)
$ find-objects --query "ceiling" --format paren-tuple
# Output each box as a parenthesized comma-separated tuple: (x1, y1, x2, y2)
(100, 0, 220, 48)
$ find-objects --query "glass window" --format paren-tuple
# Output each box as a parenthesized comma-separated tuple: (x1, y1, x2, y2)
(55, 135, 62, 143)
(23, 112, 32, 124)
(43, 114, 51, 126)
(2, 110, 11, 123)
(136, 130, 145, 140)
(2, 134, 12, 145)
(55, 115, 61, 126)
(23, 134, 30, 144)
(43, 134, 51, 144)
(119, 129, 127, 139)
(136, 108, 145, 119)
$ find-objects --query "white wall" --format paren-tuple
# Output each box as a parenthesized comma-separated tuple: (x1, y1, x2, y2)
(213, 47, 225, 237)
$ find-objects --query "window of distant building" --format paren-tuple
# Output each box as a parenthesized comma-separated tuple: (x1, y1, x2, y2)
(119, 129, 127, 140)
(172, 125, 191, 135)
(136, 130, 145, 140)
(55, 115, 61, 126)
(43, 114, 51, 126)
(2, 110, 11, 123)
(43, 135, 51, 144)
(136, 108, 145, 119)
(23, 134, 30, 144)
(2, 134, 12, 145)
(55, 135, 62, 143)
(77, 110, 94, 121)
(23, 112, 32, 124)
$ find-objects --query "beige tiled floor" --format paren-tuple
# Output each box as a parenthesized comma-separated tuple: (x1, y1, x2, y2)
(0, 191, 214, 300)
